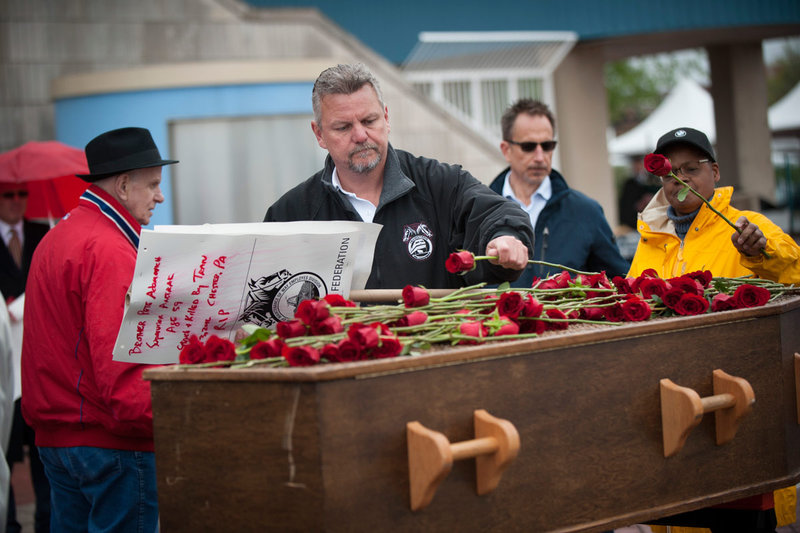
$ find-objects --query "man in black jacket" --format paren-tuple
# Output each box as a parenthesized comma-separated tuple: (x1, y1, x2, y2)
(265, 63, 533, 289)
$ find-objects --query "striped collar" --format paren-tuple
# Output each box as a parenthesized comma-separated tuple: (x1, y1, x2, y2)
(79, 185, 142, 249)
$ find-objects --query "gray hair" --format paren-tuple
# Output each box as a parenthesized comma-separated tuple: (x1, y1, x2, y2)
(312, 63, 385, 125)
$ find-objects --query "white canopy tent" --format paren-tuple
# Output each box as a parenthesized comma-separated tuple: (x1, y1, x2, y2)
(607, 78, 716, 160)
(768, 81, 800, 133)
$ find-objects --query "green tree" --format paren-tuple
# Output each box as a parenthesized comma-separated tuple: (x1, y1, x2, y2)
(767, 41, 800, 105)
(605, 52, 706, 135)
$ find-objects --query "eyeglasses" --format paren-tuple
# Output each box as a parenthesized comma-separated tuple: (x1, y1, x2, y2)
(506, 140, 557, 152)
(1, 190, 28, 199)
(666, 159, 710, 180)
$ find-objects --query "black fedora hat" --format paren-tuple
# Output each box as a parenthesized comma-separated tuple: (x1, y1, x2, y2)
(76, 127, 178, 182)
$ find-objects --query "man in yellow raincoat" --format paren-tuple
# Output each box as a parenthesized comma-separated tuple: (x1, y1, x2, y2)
(630, 127, 798, 532)
(629, 127, 800, 285)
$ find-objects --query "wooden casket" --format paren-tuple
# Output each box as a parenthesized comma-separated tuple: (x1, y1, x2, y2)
(144, 296, 800, 532)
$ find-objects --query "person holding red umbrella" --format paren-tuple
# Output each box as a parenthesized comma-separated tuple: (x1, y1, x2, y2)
(0, 179, 51, 533)
(21, 127, 177, 533)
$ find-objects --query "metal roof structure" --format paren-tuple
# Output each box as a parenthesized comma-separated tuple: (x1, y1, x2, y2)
(402, 31, 577, 72)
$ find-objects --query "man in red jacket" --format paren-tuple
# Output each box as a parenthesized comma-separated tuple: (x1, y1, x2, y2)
(21, 127, 177, 533)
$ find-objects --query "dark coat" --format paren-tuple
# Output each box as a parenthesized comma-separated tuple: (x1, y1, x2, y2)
(490, 168, 629, 287)
(0, 219, 49, 300)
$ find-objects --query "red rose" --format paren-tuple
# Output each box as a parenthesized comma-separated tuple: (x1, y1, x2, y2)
(394, 310, 428, 328)
(621, 297, 652, 322)
(632, 269, 660, 292)
(310, 315, 344, 335)
(347, 323, 380, 349)
(553, 271, 572, 288)
(579, 307, 605, 321)
(496, 291, 525, 319)
(373, 336, 403, 358)
(459, 320, 487, 343)
(711, 293, 737, 312)
(204, 335, 236, 362)
(445, 251, 476, 274)
(322, 294, 356, 307)
(295, 299, 330, 325)
(518, 318, 547, 334)
(661, 288, 685, 310)
(578, 272, 610, 288)
(643, 153, 672, 177)
(283, 345, 320, 367)
(521, 295, 544, 318)
(179, 335, 207, 364)
(638, 278, 670, 301)
(733, 284, 771, 308)
(493, 319, 520, 336)
(276, 319, 307, 339)
(320, 343, 340, 362)
(603, 303, 624, 322)
(402, 285, 430, 308)
(536, 279, 560, 291)
(612, 276, 636, 294)
(674, 293, 710, 316)
(640, 268, 659, 279)
(545, 308, 569, 330)
(685, 270, 713, 288)
(668, 276, 703, 296)
(333, 338, 362, 362)
(250, 338, 285, 360)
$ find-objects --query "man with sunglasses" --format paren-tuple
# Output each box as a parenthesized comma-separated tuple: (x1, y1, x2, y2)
(0, 181, 51, 533)
(490, 99, 629, 286)
(629, 127, 800, 284)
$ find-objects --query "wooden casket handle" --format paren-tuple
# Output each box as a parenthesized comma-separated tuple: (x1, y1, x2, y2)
(406, 409, 520, 511)
(660, 369, 755, 457)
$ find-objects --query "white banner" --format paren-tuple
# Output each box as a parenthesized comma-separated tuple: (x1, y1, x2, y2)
(113, 221, 381, 364)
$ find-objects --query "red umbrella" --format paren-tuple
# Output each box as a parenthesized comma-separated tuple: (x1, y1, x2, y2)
(0, 140, 89, 221)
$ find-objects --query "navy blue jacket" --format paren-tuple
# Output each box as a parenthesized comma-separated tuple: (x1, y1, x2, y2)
(489, 168, 629, 286)
(266, 146, 534, 289)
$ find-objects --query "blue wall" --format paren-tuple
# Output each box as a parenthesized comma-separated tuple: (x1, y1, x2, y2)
(244, 0, 800, 64)
(54, 82, 314, 226)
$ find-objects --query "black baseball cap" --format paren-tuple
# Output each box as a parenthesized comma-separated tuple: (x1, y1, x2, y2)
(654, 127, 716, 162)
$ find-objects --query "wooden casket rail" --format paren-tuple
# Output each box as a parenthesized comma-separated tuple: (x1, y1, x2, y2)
(145, 296, 800, 532)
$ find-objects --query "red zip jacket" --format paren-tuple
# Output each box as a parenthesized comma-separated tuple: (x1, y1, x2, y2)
(21, 185, 154, 451)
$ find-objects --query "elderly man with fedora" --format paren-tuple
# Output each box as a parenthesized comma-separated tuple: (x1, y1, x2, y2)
(21, 127, 177, 533)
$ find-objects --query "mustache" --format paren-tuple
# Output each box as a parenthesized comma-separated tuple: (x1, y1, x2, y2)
(349, 143, 379, 158)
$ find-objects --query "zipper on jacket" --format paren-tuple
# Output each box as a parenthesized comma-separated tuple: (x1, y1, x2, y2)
(539, 226, 549, 277)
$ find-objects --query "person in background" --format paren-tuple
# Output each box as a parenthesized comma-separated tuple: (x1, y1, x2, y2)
(21, 127, 177, 533)
(0, 180, 50, 533)
(1, 297, 15, 531)
(616, 154, 661, 261)
(489, 99, 629, 286)
(265, 63, 533, 289)
(631, 126, 798, 533)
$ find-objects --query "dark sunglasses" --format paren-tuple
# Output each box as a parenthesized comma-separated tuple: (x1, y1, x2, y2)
(1, 190, 28, 199)
(506, 139, 557, 152)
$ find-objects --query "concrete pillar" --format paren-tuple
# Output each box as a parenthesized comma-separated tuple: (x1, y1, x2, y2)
(553, 43, 619, 226)
(707, 42, 775, 208)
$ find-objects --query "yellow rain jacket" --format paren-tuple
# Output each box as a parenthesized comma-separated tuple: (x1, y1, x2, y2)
(630, 186, 798, 531)
(629, 186, 800, 284)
